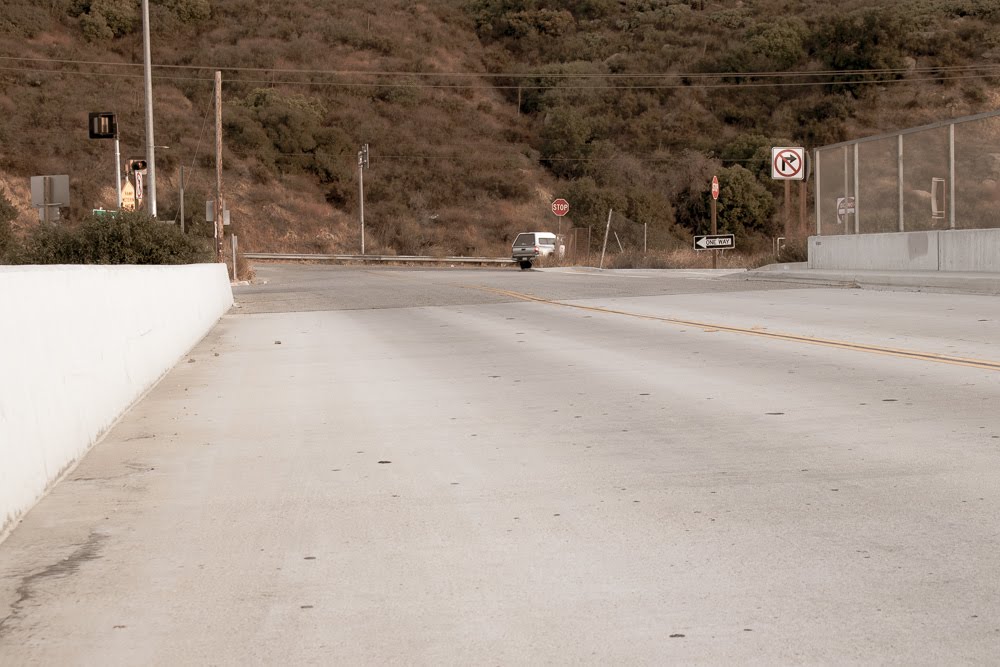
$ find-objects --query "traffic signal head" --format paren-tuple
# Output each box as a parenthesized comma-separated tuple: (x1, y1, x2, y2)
(88, 112, 118, 140)
(129, 159, 147, 173)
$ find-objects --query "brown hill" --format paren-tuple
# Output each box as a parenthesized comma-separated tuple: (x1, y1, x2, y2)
(2, 1, 999, 257)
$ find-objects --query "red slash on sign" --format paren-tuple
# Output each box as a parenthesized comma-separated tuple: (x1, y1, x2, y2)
(771, 147, 805, 180)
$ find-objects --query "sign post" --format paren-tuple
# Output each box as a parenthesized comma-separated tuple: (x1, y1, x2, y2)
(836, 196, 856, 225)
(121, 181, 136, 212)
(88, 112, 121, 210)
(710, 175, 719, 268)
(694, 234, 735, 250)
(551, 198, 569, 239)
(772, 147, 806, 240)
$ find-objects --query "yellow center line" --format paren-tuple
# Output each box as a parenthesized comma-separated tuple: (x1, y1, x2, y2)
(468, 286, 1000, 372)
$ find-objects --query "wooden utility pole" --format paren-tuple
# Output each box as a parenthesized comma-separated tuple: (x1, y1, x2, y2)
(179, 165, 185, 234)
(214, 70, 223, 264)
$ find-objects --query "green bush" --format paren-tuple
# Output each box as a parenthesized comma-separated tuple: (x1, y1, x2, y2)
(673, 165, 777, 240)
(14, 211, 211, 265)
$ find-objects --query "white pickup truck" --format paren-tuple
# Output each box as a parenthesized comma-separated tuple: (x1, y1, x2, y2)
(511, 231, 564, 270)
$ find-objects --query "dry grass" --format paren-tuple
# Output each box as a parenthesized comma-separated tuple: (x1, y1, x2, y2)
(540, 247, 798, 270)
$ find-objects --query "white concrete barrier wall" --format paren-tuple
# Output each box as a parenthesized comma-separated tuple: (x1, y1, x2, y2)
(809, 229, 1000, 272)
(938, 229, 1000, 272)
(0, 264, 233, 537)
(809, 231, 939, 271)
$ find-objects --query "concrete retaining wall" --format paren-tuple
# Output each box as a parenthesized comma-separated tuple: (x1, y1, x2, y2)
(938, 229, 1000, 272)
(0, 264, 232, 538)
(809, 229, 1000, 272)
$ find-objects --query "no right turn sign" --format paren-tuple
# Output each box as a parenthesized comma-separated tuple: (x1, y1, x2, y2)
(772, 147, 805, 180)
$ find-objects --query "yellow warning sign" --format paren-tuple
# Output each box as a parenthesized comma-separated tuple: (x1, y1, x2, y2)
(121, 180, 136, 212)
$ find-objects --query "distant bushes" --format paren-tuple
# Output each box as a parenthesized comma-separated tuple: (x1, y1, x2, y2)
(69, 0, 210, 40)
(5, 211, 211, 265)
(0, 190, 16, 262)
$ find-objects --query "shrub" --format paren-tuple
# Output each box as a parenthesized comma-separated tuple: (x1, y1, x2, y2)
(673, 165, 777, 240)
(0, 189, 18, 262)
(15, 211, 211, 265)
(72, 0, 139, 39)
(808, 7, 914, 95)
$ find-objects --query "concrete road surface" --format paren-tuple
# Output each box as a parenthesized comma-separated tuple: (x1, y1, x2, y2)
(2, 265, 999, 665)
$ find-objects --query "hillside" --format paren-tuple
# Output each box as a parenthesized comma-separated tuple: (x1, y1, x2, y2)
(2, 1, 1000, 257)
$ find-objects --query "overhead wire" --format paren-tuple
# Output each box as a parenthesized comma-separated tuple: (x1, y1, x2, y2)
(2, 53, 999, 80)
(2, 55, 1000, 90)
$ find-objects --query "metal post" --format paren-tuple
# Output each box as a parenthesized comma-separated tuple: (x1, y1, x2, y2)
(815, 149, 822, 235)
(643, 222, 647, 254)
(599, 209, 613, 269)
(141, 0, 156, 217)
(358, 150, 365, 255)
(799, 181, 807, 239)
(179, 165, 185, 233)
(844, 145, 849, 204)
(232, 234, 238, 280)
(42, 176, 51, 225)
(711, 195, 718, 269)
(898, 134, 905, 232)
(783, 180, 791, 239)
(853, 143, 860, 234)
(949, 123, 956, 229)
(114, 136, 122, 209)
(214, 71, 223, 263)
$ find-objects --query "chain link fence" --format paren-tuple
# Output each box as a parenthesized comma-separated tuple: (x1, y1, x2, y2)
(815, 109, 1000, 236)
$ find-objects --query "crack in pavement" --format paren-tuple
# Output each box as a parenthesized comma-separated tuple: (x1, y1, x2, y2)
(0, 532, 108, 639)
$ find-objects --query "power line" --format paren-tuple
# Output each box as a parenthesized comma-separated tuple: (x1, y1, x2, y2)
(2, 55, 1000, 91)
(1, 63, 995, 91)
(1, 54, 998, 80)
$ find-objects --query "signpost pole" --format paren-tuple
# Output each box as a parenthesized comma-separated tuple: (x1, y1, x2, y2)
(711, 196, 717, 269)
(114, 136, 122, 210)
(784, 180, 791, 239)
(43, 176, 51, 225)
(600, 208, 613, 270)
(359, 149, 365, 255)
(710, 175, 719, 269)
(214, 70, 223, 263)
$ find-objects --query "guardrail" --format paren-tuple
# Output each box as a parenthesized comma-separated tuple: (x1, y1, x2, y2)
(243, 253, 515, 265)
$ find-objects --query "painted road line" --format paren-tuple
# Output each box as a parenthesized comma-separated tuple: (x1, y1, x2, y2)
(471, 287, 1000, 373)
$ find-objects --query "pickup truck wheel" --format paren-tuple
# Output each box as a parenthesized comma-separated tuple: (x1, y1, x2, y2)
(518, 260, 533, 270)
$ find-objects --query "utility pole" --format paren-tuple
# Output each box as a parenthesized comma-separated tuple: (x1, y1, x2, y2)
(214, 70, 223, 263)
(358, 143, 368, 254)
(599, 208, 613, 269)
(141, 0, 157, 217)
(179, 165, 185, 233)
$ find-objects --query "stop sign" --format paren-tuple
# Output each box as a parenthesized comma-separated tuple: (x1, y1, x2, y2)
(711, 176, 720, 201)
(551, 198, 570, 217)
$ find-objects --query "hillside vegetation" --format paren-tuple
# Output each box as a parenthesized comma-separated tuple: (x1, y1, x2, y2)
(2, 0, 1000, 258)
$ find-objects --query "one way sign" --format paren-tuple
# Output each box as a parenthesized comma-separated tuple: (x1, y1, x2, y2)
(694, 234, 735, 250)
(771, 147, 805, 180)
